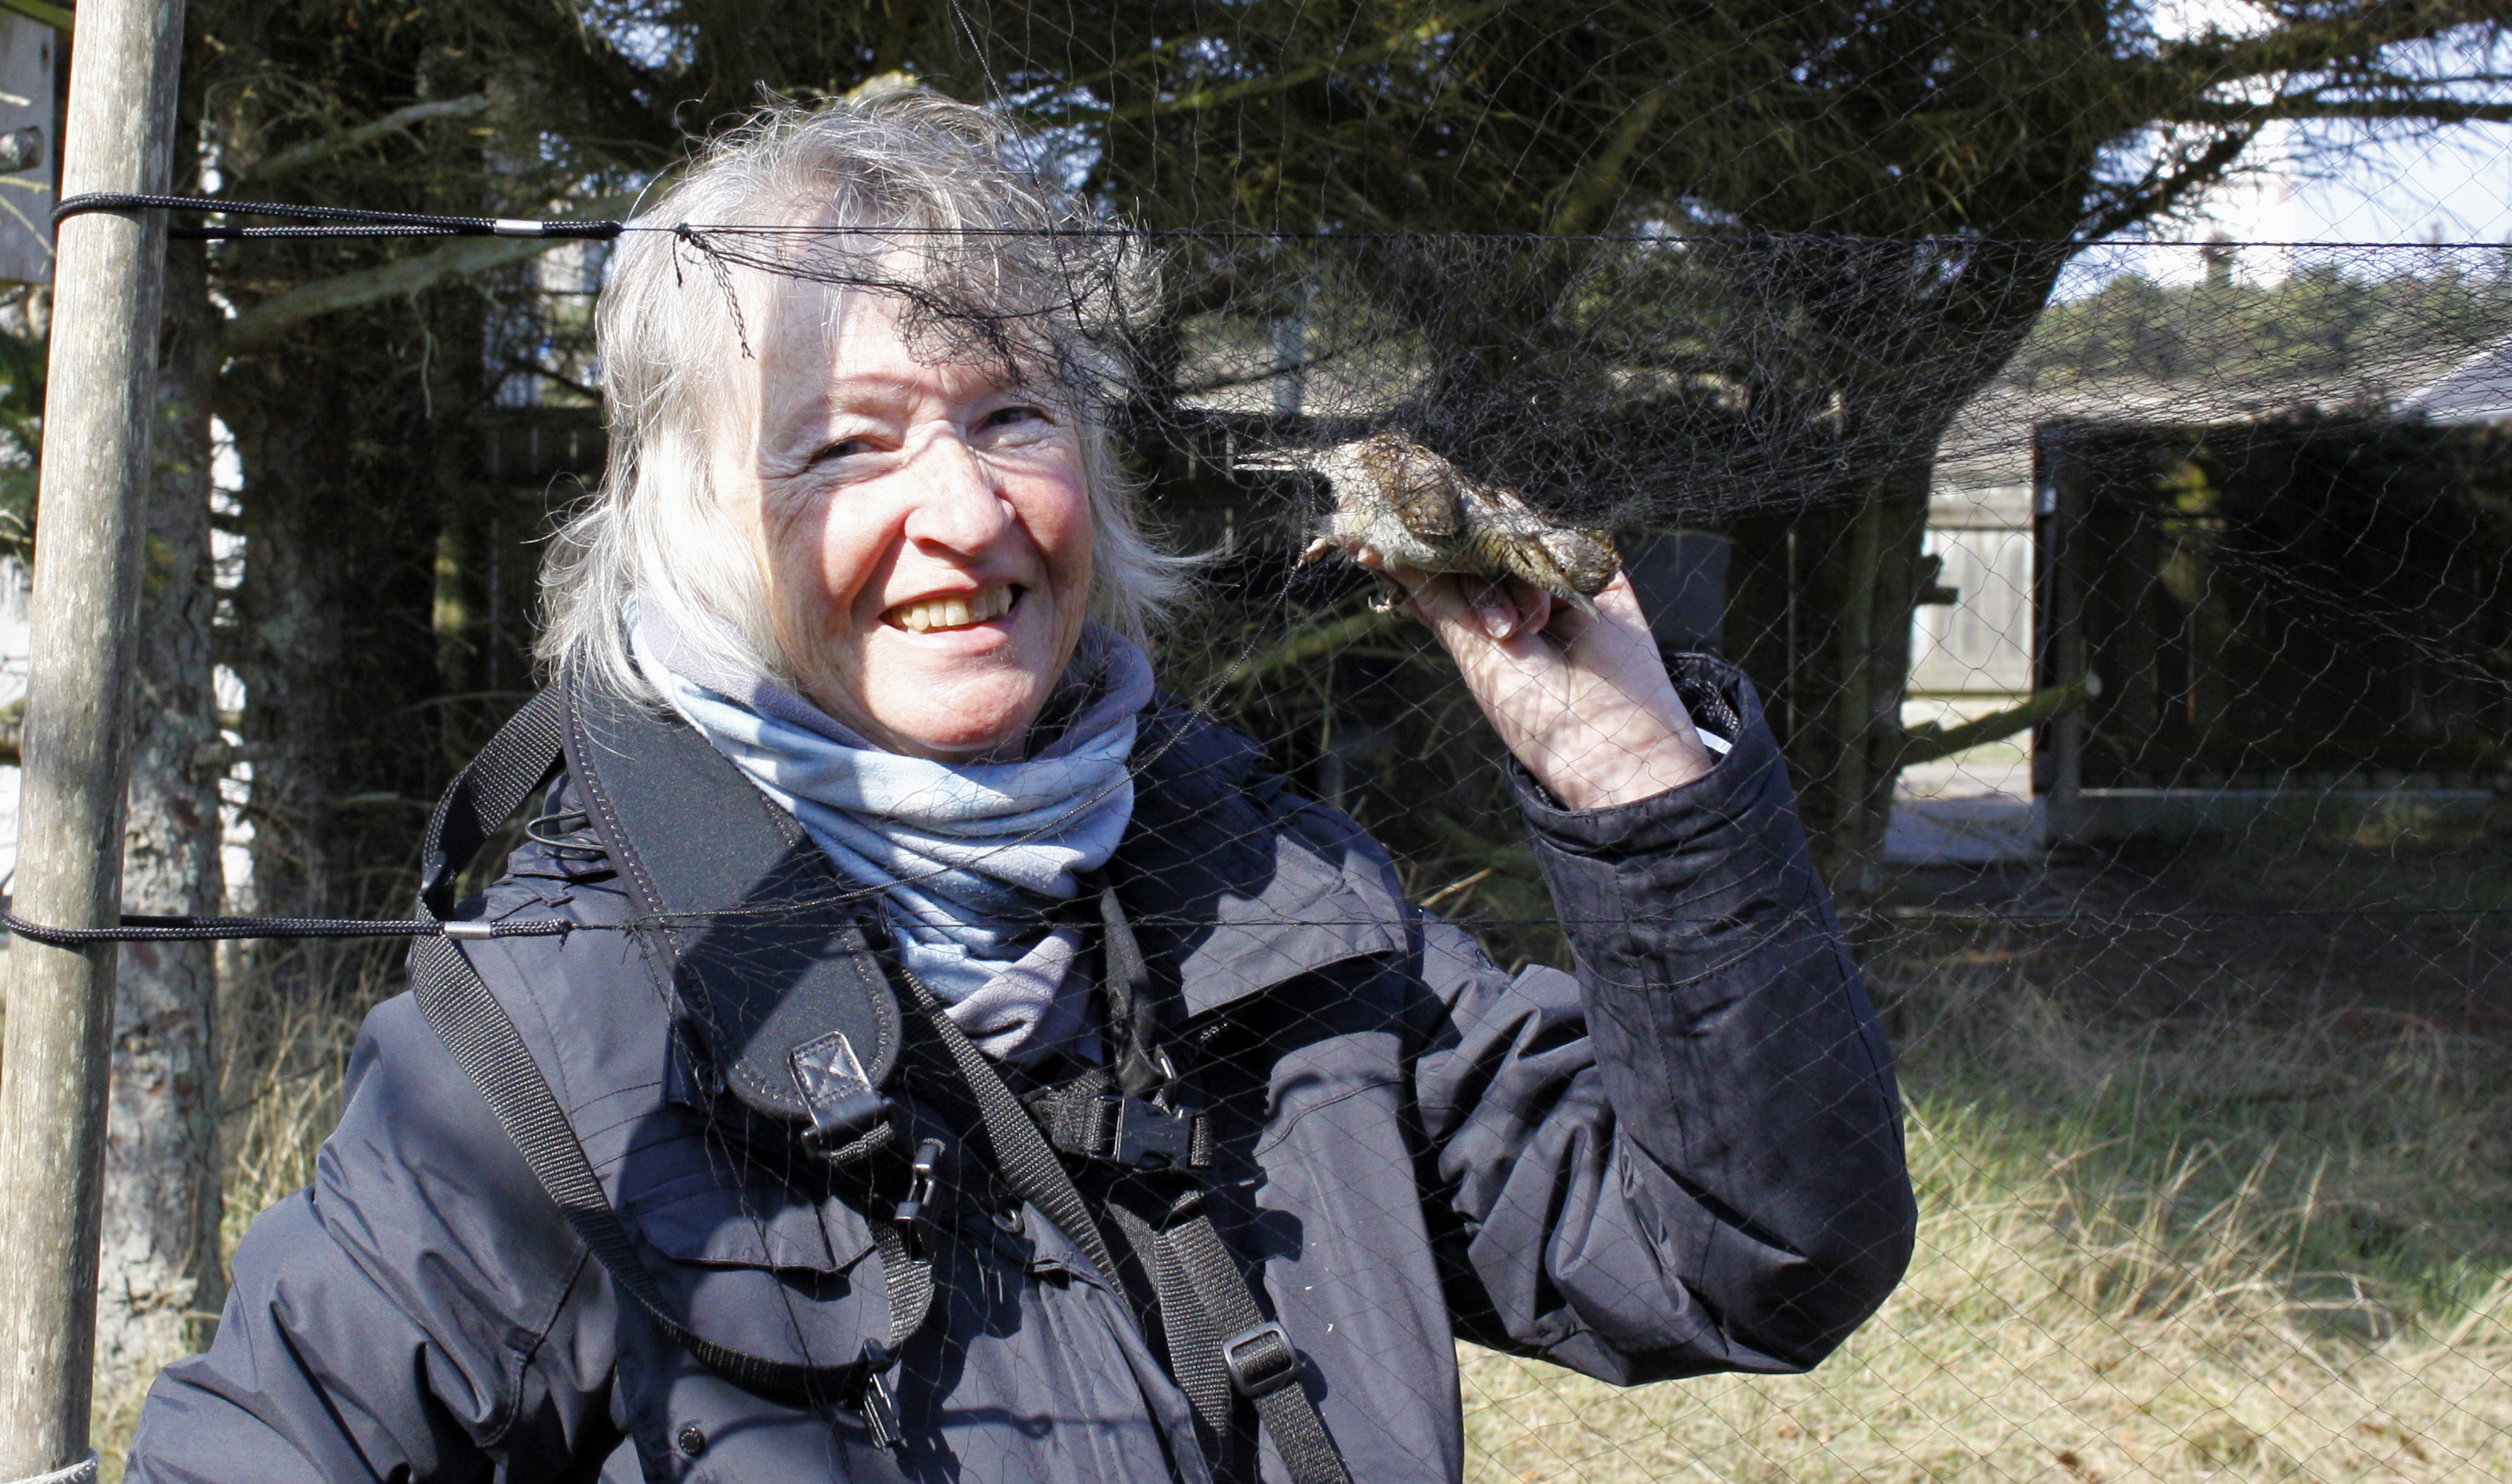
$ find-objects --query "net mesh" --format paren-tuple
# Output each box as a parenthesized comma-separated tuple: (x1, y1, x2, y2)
(29, 3, 2512, 1477)
(484, 223, 2512, 1481)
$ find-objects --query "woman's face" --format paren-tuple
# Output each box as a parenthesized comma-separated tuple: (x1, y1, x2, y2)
(707, 285, 1093, 761)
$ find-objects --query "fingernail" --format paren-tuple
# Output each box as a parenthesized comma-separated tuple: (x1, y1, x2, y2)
(1481, 606, 1515, 639)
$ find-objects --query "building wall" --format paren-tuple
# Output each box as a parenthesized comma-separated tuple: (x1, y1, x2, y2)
(1912, 482, 2036, 697)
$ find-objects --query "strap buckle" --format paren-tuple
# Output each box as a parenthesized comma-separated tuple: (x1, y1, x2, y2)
(856, 1338, 906, 1451)
(1108, 1095, 1201, 1171)
(1221, 1320, 1302, 1399)
(792, 1031, 892, 1160)
(892, 1137, 944, 1261)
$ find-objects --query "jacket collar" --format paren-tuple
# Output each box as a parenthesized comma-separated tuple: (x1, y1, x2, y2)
(1112, 701, 1411, 1021)
(568, 677, 1410, 1062)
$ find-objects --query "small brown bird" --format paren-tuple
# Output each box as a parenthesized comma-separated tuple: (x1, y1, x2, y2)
(1242, 432, 1620, 613)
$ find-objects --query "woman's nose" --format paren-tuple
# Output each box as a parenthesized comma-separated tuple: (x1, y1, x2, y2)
(897, 432, 1013, 553)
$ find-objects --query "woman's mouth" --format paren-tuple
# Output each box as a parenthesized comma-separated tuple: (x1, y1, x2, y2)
(885, 584, 1020, 634)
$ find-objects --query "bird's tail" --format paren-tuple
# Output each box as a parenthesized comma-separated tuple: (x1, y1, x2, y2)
(1487, 534, 1600, 615)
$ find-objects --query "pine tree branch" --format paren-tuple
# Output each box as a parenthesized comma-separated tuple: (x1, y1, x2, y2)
(1034, 1, 1512, 126)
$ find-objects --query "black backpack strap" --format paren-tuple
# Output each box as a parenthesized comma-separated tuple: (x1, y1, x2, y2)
(418, 686, 568, 919)
(407, 688, 931, 1438)
(892, 963, 1353, 1484)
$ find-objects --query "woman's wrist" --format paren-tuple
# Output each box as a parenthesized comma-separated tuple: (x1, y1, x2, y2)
(1527, 725, 1718, 810)
(1509, 682, 1718, 808)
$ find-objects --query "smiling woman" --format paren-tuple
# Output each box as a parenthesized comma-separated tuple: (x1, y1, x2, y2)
(535, 96, 1183, 752)
(721, 287, 1095, 760)
(124, 92, 1916, 1484)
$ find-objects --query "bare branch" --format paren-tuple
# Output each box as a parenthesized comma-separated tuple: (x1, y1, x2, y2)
(2081, 127, 2258, 242)
(1219, 609, 1402, 691)
(2159, 3, 2512, 86)
(1545, 86, 1671, 236)
(2172, 97, 2512, 124)
(232, 95, 494, 186)
(1891, 675, 2097, 771)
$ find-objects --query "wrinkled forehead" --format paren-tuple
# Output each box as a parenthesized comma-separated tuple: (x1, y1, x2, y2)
(685, 269, 1073, 451)
(704, 243, 1070, 405)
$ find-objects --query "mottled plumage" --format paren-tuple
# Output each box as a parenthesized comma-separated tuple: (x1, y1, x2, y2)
(1244, 432, 1620, 612)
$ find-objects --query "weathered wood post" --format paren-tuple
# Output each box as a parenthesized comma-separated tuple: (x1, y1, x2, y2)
(0, 3, 188, 1478)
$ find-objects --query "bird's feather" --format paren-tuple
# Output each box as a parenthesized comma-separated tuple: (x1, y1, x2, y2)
(1357, 433, 1464, 538)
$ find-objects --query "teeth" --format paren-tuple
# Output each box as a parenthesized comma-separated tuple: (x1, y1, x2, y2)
(890, 586, 1016, 632)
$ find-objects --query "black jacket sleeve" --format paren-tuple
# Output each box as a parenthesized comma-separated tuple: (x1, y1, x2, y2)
(1411, 654, 1913, 1382)
(123, 996, 620, 1481)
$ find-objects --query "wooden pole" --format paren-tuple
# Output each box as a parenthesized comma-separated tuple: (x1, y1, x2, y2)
(0, 3, 186, 1476)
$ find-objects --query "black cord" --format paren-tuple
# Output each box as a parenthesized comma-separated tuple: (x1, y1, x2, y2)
(52, 191, 624, 242)
(48, 196, 2512, 249)
(0, 902, 571, 946)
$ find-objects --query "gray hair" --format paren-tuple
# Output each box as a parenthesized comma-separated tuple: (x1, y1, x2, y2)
(537, 93, 1188, 698)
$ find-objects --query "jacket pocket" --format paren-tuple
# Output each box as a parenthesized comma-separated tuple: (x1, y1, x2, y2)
(621, 1183, 891, 1376)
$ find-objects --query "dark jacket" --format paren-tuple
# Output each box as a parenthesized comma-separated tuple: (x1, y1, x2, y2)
(127, 656, 1913, 1483)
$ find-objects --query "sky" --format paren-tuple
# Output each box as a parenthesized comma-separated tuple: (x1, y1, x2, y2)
(2144, 1, 2512, 248)
(2220, 122, 2512, 245)
(2090, 3, 2512, 291)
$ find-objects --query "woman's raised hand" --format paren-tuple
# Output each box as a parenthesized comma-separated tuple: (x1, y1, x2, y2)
(1377, 560, 1718, 810)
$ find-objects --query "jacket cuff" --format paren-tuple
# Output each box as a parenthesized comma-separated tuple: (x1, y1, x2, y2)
(1509, 654, 1835, 980)
(1510, 654, 1771, 853)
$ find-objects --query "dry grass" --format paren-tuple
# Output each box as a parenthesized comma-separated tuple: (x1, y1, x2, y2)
(89, 944, 377, 1476)
(74, 921, 2512, 1481)
(1460, 965, 2512, 1483)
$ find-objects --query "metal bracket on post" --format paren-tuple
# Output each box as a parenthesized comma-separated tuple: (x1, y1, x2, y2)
(0, 2, 188, 1478)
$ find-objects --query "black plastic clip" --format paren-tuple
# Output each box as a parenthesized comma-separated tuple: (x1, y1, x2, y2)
(893, 1137, 944, 1261)
(856, 1338, 906, 1450)
(1109, 1095, 1202, 1171)
(1221, 1320, 1303, 1399)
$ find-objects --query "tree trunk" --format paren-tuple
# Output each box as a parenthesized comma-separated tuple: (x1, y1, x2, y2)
(95, 237, 226, 1402)
(224, 358, 351, 923)
(1726, 468, 1933, 908)
(225, 275, 497, 938)
(225, 325, 439, 924)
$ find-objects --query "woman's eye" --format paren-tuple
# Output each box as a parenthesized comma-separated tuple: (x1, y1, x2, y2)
(979, 405, 1051, 433)
(813, 438, 872, 462)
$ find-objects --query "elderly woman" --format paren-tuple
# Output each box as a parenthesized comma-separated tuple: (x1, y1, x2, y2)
(129, 97, 1913, 1484)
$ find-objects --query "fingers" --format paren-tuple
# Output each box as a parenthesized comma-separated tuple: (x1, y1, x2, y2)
(1395, 570, 1478, 641)
(1469, 578, 1555, 641)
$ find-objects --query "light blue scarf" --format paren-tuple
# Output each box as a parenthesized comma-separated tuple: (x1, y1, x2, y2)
(630, 601, 1154, 1063)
